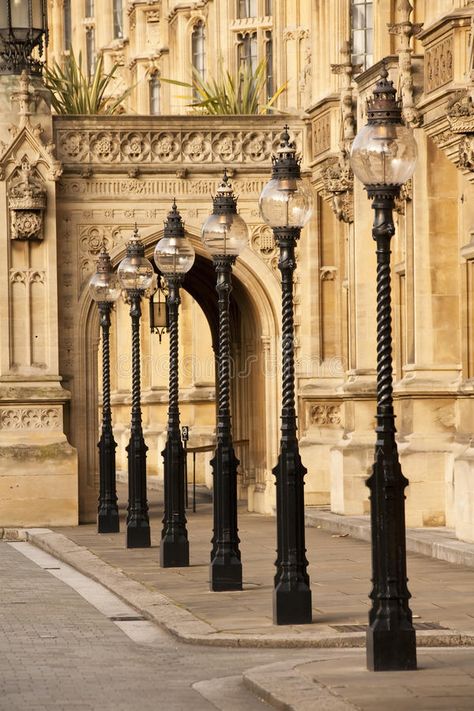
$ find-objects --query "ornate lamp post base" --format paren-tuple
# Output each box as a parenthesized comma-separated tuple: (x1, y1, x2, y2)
(98, 508, 120, 534)
(160, 437, 189, 567)
(272, 444, 312, 625)
(273, 588, 312, 626)
(209, 443, 242, 592)
(367, 628, 417, 672)
(126, 429, 151, 548)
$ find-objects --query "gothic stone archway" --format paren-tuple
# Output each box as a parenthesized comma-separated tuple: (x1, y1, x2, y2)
(54, 115, 295, 521)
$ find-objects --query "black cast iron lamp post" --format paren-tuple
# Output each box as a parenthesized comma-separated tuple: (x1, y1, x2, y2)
(89, 248, 121, 533)
(154, 201, 195, 567)
(350, 65, 417, 672)
(201, 170, 248, 591)
(0, 0, 48, 75)
(118, 227, 154, 548)
(259, 127, 313, 625)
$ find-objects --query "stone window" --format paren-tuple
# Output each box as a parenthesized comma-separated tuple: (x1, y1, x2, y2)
(113, 0, 124, 40)
(351, 0, 373, 70)
(238, 31, 258, 75)
(149, 74, 160, 115)
(264, 30, 273, 99)
(86, 27, 96, 77)
(63, 0, 71, 50)
(85, 0, 94, 17)
(265, 0, 272, 15)
(192, 21, 205, 79)
(239, 0, 257, 18)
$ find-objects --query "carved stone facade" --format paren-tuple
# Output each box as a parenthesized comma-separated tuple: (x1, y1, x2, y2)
(4, 1, 474, 544)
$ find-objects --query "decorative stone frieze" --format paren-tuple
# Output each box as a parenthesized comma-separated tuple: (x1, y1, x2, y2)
(425, 35, 454, 93)
(283, 27, 309, 41)
(309, 404, 342, 427)
(57, 176, 268, 199)
(55, 126, 301, 167)
(0, 407, 62, 431)
(312, 113, 331, 157)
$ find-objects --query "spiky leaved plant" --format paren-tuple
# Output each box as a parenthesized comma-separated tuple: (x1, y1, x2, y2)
(43, 49, 132, 115)
(162, 58, 287, 115)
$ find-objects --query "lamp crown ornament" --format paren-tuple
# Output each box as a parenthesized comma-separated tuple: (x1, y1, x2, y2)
(272, 125, 301, 180)
(212, 168, 238, 215)
(366, 63, 402, 125)
(163, 198, 185, 238)
(96, 247, 113, 274)
(127, 223, 145, 258)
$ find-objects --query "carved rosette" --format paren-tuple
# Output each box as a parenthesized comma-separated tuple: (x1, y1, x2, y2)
(309, 403, 342, 427)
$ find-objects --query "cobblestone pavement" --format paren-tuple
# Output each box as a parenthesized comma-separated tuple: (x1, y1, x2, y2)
(0, 541, 314, 711)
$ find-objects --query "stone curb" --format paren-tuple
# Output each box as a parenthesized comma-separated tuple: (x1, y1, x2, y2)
(243, 660, 357, 711)
(3, 526, 474, 649)
(305, 509, 474, 568)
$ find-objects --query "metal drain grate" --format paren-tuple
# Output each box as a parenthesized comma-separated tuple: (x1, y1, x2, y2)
(330, 622, 449, 633)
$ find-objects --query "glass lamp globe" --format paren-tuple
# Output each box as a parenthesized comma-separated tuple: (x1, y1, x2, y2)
(88, 251, 121, 303)
(201, 211, 248, 257)
(350, 122, 417, 187)
(259, 176, 314, 229)
(118, 227, 154, 292)
(154, 235, 195, 275)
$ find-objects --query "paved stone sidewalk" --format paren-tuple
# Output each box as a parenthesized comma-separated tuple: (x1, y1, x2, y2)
(25, 482, 474, 647)
(0, 540, 306, 711)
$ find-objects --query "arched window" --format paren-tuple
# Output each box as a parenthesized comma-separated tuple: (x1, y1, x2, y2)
(113, 0, 124, 40)
(351, 0, 373, 70)
(149, 74, 160, 115)
(192, 21, 205, 79)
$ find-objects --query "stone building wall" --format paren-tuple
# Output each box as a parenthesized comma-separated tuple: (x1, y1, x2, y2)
(3, 1, 474, 541)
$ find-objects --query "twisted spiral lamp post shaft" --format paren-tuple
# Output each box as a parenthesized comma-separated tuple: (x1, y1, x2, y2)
(160, 275, 189, 567)
(259, 127, 313, 625)
(272, 227, 312, 625)
(97, 301, 119, 533)
(209, 255, 242, 591)
(365, 187, 416, 671)
(126, 290, 151, 548)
